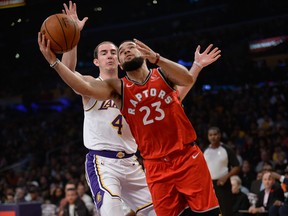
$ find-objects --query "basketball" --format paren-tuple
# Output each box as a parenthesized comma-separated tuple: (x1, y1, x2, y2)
(40, 13, 80, 54)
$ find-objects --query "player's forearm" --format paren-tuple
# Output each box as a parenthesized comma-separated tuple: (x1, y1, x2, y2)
(61, 46, 77, 72)
(177, 63, 202, 101)
(158, 56, 193, 86)
(52, 61, 114, 101)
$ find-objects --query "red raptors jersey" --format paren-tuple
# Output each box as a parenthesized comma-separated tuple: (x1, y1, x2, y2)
(121, 68, 197, 159)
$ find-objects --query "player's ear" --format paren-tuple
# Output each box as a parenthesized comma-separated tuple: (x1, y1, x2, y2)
(93, 58, 99, 67)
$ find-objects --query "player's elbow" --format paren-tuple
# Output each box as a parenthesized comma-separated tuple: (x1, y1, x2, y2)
(182, 75, 194, 86)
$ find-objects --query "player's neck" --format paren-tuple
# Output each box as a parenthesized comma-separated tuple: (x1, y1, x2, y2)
(99, 70, 118, 80)
(126, 66, 150, 84)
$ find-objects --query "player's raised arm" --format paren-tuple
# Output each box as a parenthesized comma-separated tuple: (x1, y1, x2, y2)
(134, 38, 193, 86)
(61, 1, 88, 71)
(177, 44, 221, 101)
(38, 32, 120, 102)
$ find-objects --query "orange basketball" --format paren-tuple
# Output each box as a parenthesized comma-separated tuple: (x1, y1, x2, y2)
(40, 13, 80, 54)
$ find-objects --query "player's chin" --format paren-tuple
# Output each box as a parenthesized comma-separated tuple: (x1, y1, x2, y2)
(106, 66, 118, 71)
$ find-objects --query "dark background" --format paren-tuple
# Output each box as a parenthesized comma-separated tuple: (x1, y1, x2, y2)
(1, 0, 288, 205)
(1, 0, 288, 99)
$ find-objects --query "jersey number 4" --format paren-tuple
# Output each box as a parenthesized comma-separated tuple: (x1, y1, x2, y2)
(111, 114, 123, 135)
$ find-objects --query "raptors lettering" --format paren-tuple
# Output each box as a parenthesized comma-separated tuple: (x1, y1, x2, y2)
(128, 88, 172, 115)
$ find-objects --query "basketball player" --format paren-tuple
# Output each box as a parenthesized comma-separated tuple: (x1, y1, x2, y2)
(38, 9, 221, 216)
(60, 2, 154, 216)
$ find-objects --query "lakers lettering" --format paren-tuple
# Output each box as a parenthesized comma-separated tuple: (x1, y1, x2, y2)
(99, 100, 118, 110)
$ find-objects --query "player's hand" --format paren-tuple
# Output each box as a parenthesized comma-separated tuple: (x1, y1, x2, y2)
(194, 44, 221, 68)
(134, 38, 159, 64)
(38, 32, 57, 65)
(63, 1, 88, 31)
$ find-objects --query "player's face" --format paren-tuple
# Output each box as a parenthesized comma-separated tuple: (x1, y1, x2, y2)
(118, 42, 140, 63)
(94, 43, 119, 71)
(118, 41, 144, 71)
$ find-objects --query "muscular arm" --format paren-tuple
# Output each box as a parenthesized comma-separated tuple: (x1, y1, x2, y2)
(134, 39, 193, 86)
(38, 33, 121, 103)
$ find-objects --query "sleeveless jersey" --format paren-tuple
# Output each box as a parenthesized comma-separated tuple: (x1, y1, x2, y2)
(83, 79, 137, 154)
(121, 68, 197, 159)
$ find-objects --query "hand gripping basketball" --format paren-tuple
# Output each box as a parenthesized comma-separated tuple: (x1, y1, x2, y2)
(40, 13, 80, 54)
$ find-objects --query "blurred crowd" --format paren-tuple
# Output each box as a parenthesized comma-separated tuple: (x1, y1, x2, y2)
(0, 76, 287, 215)
(0, 1, 288, 215)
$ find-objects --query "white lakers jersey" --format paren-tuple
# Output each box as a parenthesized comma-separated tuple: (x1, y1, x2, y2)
(83, 96, 137, 154)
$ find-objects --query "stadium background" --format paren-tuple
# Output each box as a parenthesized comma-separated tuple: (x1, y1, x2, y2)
(0, 0, 288, 210)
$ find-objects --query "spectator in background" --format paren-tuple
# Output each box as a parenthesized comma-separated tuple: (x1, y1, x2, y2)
(50, 185, 65, 211)
(239, 160, 256, 191)
(270, 169, 288, 216)
(250, 164, 273, 194)
(204, 126, 241, 216)
(248, 171, 284, 215)
(27, 185, 43, 203)
(76, 181, 95, 215)
(255, 149, 275, 174)
(4, 188, 15, 203)
(58, 181, 77, 216)
(14, 187, 27, 203)
(230, 175, 250, 216)
(273, 150, 287, 175)
(59, 188, 90, 216)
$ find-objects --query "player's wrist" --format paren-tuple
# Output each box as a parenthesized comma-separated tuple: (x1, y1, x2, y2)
(153, 53, 160, 65)
(193, 61, 203, 69)
(50, 58, 60, 68)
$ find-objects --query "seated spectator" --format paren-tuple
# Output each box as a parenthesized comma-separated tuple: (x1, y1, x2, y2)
(248, 171, 284, 215)
(230, 175, 250, 216)
(76, 181, 95, 215)
(50, 185, 65, 209)
(269, 170, 288, 216)
(27, 185, 43, 203)
(250, 164, 273, 194)
(58, 181, 77, 215)
(239, 160, 256, 190)
(59, 188, 90, 216)
(4, 188, 15, 203)
(14, 187, 27, 203)
(255, 149, 275, 174)
(42, 195, 57, 216)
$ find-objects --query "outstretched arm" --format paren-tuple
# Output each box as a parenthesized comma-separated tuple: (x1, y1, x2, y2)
(134, 39, 193, 86)
(61, 1, 88, 71)
(177, 44, 221, 101)
(38, 32, 120, 102)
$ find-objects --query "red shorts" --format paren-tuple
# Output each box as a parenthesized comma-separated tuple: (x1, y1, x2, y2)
(144, 144, 219, 216)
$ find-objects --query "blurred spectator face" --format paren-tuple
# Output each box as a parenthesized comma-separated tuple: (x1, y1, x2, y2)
(231, 178, 240, 194)
(242, 160, 251, 173)
(55, 186, 64, 197)
(77, 183, 85, 197)
(65, 183, 76, 193)
(5, 193, 14, 203)
(15, 187, 26, 200)
(262, 172, 274, 190)
(65, 189, 78, 204)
